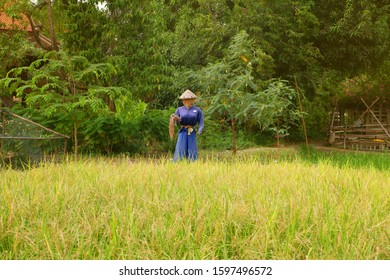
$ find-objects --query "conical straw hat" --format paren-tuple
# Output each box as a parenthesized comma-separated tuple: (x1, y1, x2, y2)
(179, 89, 197, 99)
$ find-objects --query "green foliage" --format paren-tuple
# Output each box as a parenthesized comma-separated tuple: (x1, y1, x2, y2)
(235, 1, 322, 77)
(0, 0, 43, 80)
(196, 30, 275, 118)
(315, 0, 390, 75)
(297, 96, 330, 140)
(125, 109, 174, 155)
(198, 120, 258, 151)
(191, 30, 301, 150)
(0, 33, 37, 76)
(0, 0, 31, 27)
(169, 1, 232, 67)
(57, 1, 109, 62)
(0, 51, 146, 154)
(241, 79, 302, 137)
(81, 114, 127, 154)
(2, 0, 390, 155)
(93, 0, 176, 108)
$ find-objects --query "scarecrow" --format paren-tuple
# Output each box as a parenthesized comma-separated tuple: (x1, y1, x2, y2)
(169, 89, 204, 161)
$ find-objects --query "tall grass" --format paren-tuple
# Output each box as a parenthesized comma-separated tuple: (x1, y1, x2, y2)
(0, 152, 389, 260)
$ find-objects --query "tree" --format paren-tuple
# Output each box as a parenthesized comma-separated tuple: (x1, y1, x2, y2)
(55, 0, 177, 108)
(45, 0, 59, 50)
(314, 0, 390, 76)
(0, 51, 145, 156)
(241, 79, 302, 144)
(168, 0, 233, 68)
(55, 0, 109, 61)
(0, 0, 45, 107)
(198, 30, 272, 155)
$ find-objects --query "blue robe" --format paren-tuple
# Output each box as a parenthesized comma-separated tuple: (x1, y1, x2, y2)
(173, 105, 204, 161)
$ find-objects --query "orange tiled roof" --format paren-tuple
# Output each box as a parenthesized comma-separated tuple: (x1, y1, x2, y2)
(0, 2, 32, 32)
(1, 1, 58, 50)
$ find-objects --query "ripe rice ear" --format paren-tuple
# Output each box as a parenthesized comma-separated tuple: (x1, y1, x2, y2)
(169, 114, 179, 140)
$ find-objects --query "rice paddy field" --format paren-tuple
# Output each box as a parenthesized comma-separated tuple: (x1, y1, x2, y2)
(0, 148, 389, 260)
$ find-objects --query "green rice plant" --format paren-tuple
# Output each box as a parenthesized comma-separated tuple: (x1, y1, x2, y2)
(0, 153, 389, 260)
(298, 145, 390, 171)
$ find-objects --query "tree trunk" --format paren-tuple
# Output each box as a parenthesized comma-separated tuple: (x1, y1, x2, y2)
(46, 0, 59, 51)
